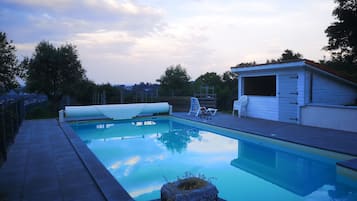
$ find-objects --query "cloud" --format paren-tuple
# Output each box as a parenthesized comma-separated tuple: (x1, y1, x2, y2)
(129, 184, 162, 198)
(109, 160, 122, 170)
(67, 0, 335, 83)
(187, 131, 238, 154)
(124, 156, 140, 166)
(14, 42, 37, 59)
(4, 0, 72, 10)
(69, 20, 215, 83)
(72, 30, 136, 51)
(1, 0, 336, 84)
(2, 0, 164, 42)
(5, 0, 163, 16)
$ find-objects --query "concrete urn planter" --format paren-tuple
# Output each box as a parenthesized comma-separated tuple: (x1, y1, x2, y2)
(160, 177, 218, 201)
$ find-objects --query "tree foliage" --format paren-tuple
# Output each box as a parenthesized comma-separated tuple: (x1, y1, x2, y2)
(234, 61, 256, 67)
(158, 129, 200, 153)
(96, 83, 121, 104)
(0, 32, 19, 93)
(325, 0, 357, 64)
(218, 71, 237, 110)
(73, 79, 97, 105)
(193, 71, 237, 110)
(267, 49, 303, 63)
(194, 72, 222, 90)
(157, 64, 191, 96)
(24, 41, 86, 108)
(320, 59, 357, 82)
(280, 49, 303, 61)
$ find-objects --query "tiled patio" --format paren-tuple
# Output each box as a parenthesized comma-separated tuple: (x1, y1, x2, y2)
(173, 112, 357, 171)
(173, 112, 357, 157)
(0, 119, 131, 201)
(0, 113, 356, 201)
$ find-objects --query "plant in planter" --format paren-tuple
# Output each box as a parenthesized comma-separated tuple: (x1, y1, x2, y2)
(161, 173, 218, 201)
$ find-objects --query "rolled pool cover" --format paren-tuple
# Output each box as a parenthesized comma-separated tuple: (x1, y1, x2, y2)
(65, 102, 170, 120)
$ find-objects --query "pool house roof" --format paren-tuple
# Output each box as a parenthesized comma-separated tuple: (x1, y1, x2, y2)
(231, 59, 357, 87)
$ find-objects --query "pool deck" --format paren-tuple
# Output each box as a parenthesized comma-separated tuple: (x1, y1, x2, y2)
(0, 119, 132, 201)
(0, 113, 357, 201)
(173, 112, 357, 170)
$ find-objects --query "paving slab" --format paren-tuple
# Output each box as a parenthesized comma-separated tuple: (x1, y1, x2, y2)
(0, 119, 107, 201)
(1, 114, 357, 201)
(172, 112, 357, 171)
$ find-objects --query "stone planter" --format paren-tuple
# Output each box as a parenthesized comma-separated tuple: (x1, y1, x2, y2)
(161, 177, 218, 201)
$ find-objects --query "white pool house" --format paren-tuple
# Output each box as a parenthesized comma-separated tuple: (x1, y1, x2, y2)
(231, 59, 357, 132)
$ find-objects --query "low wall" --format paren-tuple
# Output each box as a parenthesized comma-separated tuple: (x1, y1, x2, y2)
(300, 104, 357, 132)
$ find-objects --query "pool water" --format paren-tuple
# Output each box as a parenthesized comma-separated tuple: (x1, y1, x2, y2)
(71, 118, 357, 201)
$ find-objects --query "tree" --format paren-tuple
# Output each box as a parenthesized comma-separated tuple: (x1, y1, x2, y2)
(280, 49, 303, 61)
(73, 79, 97, 105)
(96, 83, 121, 104)
(194, 72, 222, 90)
(24, 41, 86, 109)
(192, 71, 238, 111)
(0, 32, 19, 93)
(234, 61, 256, 67)
(320, 59, 357, 81)
(157, 65, 191, 96)
(219, 71, 238, 110)
(158, 129, 200, 153)
(267, 49, 303, 63)
(325, 0, 357, 64)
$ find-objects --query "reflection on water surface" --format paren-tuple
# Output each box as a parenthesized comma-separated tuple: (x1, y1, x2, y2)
(71, 119, 357, 201)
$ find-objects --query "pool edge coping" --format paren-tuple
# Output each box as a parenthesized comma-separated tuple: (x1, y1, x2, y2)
(62, 114, 357, 199)
(59, 121, 134, 201)
(169, 115, 357, 175)
(67, 115, 357, 173)
(174, 116, 357, 157)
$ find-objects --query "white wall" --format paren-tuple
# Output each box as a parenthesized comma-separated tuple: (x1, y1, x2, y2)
(303, 71, 312, 105)
(296, 70, 306, 106)
(312, 73, 357, 105)
(238, 68, 302, 121)
(246, 96, 278, 121)
(236, 66, 357, 124)
(301, 104, 357, 132)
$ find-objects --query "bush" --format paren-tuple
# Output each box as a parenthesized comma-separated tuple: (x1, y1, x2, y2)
(25, 102, 57, 119)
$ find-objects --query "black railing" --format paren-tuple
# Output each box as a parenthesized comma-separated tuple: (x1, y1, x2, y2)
(0, 98, 25, 166)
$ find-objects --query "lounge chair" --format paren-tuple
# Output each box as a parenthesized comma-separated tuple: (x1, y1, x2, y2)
(232, 95, 248, 117)
(187, 97, 218, 118)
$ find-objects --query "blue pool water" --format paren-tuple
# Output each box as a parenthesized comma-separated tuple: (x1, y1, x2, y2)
(71, 118, 357, 201)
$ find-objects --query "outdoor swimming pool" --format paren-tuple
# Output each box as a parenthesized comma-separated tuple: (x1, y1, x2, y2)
(70, 117, 357, 201)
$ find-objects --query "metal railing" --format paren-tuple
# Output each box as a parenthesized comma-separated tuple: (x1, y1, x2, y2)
(0, 98, 25, 166)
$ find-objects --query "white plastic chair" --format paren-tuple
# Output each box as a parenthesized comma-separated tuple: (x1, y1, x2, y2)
(188, 97, 218, 117)
(232, 95, 248, 117)
(187, 97, 201, 116)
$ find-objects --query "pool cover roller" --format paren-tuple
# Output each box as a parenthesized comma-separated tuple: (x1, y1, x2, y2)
(64, 102, 170, 120)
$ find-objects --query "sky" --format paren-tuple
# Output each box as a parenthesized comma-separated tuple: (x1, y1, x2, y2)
(0, 0, 336, 84)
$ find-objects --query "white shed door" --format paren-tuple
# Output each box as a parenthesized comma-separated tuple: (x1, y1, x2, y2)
(279, 74, 298, 123)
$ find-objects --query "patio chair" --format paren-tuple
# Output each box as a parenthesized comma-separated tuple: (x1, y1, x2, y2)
(198, 106, 218, 119)
(232, 95, 248, 117)
(187, 97, 218, 118)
